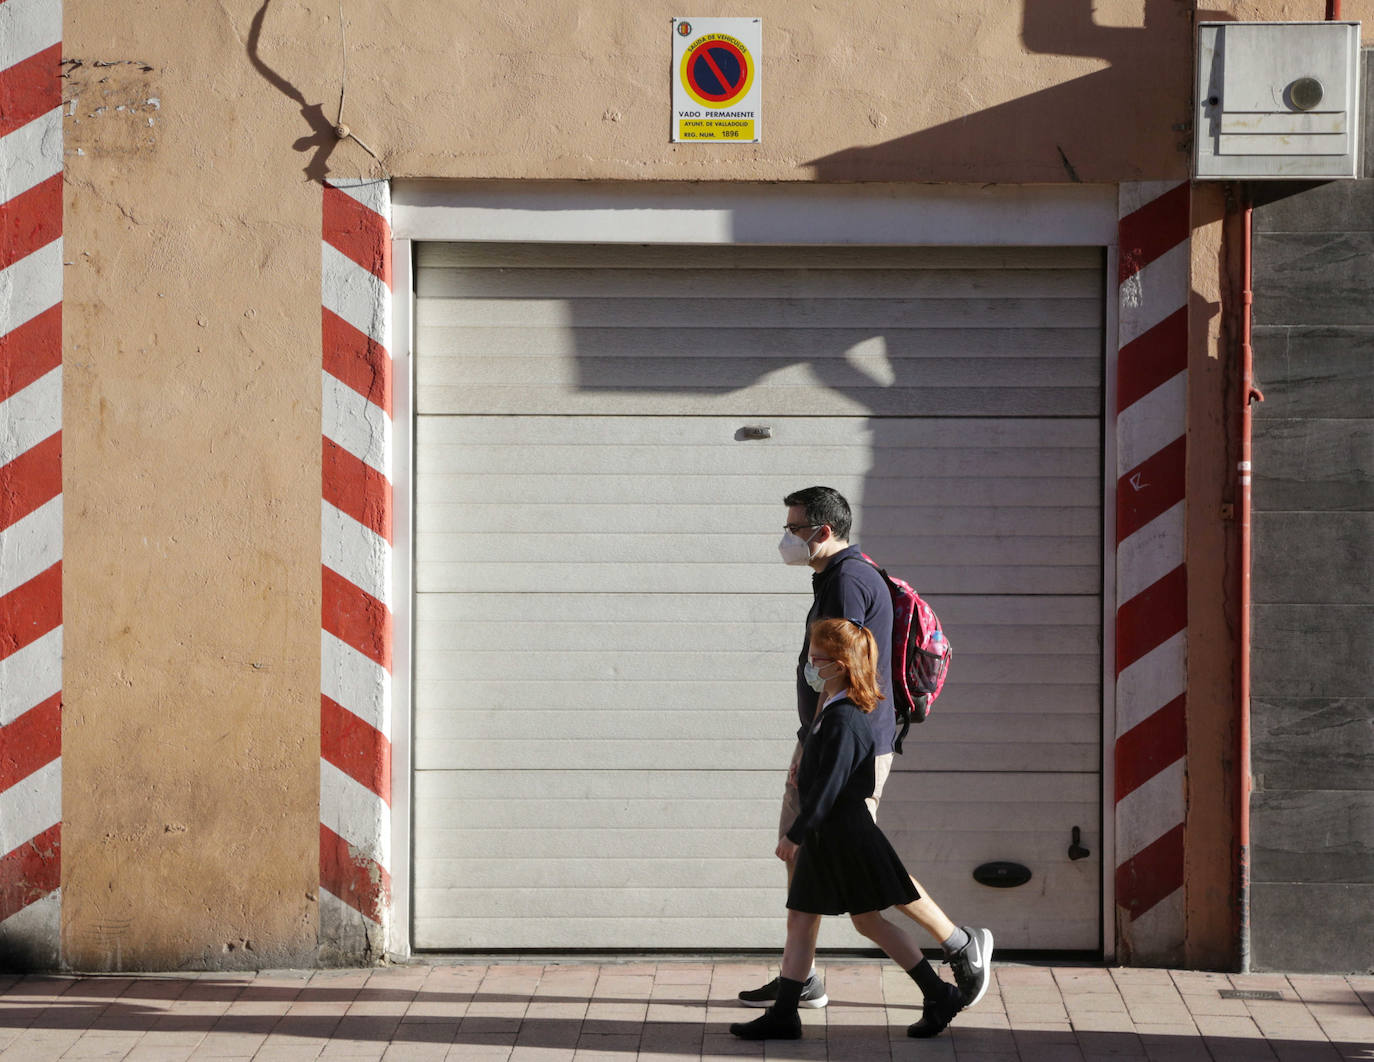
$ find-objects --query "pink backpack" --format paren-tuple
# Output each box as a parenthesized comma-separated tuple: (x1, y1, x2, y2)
(861, 553, 952, 753)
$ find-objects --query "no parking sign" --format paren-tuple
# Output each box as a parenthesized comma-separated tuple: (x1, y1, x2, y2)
(671, 18, 761, 143)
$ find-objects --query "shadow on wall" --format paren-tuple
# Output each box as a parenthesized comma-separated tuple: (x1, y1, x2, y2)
(247, 0, 343, 183)
(808, 0, 1223, 183)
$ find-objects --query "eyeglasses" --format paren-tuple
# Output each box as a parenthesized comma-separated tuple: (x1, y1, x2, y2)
(783, 523, 818, 535)
(808, 655, 834, 666)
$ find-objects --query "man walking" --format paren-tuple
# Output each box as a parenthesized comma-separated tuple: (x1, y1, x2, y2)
(737, 486, 992, 1015)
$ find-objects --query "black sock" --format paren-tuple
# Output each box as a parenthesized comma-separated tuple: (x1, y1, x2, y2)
(907, 959, 944, 999)
(774, 975, 804, 1016)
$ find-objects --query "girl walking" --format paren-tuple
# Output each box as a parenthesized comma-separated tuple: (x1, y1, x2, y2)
(731, 617, 993, 1041)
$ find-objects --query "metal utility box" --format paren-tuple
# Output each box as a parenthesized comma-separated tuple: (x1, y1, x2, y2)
(1195, 21, 1362, 180)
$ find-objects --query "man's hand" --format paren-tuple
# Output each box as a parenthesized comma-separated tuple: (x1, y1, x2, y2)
(775, 837, 800, 863)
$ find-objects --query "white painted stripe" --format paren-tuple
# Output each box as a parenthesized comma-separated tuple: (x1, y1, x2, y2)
(0, 757, 59, 857)
(0, 238, 62, 339)
(0, 626, 61, 727)
(1117, 503, 1185, 604)
(322, 372, 391, 478)
(0, 887, 60, 950)
(0, 494, 60, 598)
(0, 107, 63, 202)
(1116, 629, 1187, 738)
(319, 884, 384, 931)
(322, 630, 392, 737)
(1115, 757, 1185, 863)
(321, 760, 390, 871)
(1118, 241, 1189, 348)
(329, 179, 391, 226)
(1116, 372, 1186, 475)
(0, 0, 61, 73)
(0, 367, 60, 467)
(322, 243, 391, 349)
(322, 500, 392, 610)
(1118, 180, 1186, 221)
(1124, 884, 1184, 957)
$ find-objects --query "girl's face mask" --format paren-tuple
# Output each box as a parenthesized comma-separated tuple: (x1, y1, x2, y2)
(804, 656, 839, 692)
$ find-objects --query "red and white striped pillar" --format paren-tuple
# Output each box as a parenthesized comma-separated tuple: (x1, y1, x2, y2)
(0, 0, 64, 967)
(320, 178, 393, 959)
(1114, 180, 1190, 964)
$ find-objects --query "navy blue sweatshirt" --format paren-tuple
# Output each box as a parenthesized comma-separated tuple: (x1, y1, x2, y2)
(785, 696, 877, 844)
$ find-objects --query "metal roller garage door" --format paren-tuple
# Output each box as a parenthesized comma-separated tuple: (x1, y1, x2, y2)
(412, 243, 1105, 951)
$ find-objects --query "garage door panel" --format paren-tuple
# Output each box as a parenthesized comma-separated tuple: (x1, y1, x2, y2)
(419, 533, 1096, 569)
(421, 503, 1101, 538)
(424, 355, 1098, 392)
(421, 386, 1101, 418)
(419, 266, 1104, 301)
(419, 415, 1100, 449)
(414, 649, 1101, 690)
(414, 680, 1098, 720)
(416, 242, 1106, 272)
(418, 472, 1101, 508)
(418, 562, 1100, 596)
(413, 591, 1100, 628)
(418, 441, 1096, 480)
(422, 296, 1102, 331)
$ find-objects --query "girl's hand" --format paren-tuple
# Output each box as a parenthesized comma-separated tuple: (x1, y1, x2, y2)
(776, 838, 800, 863)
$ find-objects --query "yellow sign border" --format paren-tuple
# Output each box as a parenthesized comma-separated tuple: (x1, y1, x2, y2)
(679, 33, 755, 110)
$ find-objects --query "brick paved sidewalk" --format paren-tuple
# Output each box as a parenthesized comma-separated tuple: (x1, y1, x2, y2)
(1, 961, 1370, 1061)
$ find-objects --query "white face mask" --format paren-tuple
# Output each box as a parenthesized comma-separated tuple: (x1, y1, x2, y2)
(778, 527, 819, 566)
(804, 659, 839, 692)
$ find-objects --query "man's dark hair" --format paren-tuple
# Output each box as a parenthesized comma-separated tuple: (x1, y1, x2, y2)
(783, 486, 852, 541)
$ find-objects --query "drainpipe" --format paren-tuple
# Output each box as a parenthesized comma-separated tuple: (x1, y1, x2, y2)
(1237, 193, 1263, 973)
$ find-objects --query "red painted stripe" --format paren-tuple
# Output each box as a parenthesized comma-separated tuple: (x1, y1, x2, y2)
(321, 565, 392, 673)
(1117, 307, 1188, 413)
(0, 431, 61, 534)
(1115, 822, 1184, 919)
(1115, 564, 1187, 676)
(0, 822, 60, 924)
(0, 44, 63, 139)
(320, 822, 391, 924)
(1117, 436, 1186, 543)
(1118, 182, 1190, 284)
(0, 172, 62, 274)
(1114, 693, 1186, 802)
(321, 694, 391, 806)
(322, 184, 392, 289)
(0, 692, 60, 791)
(322, 308, 392, 415)
(0, 562, 61, 663)
(0, 304, 62, 405)
(322, 437, 392, 545)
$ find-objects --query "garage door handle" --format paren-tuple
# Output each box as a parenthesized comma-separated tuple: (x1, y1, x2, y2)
(1068, 826, 1091, 861)
(737, 426, 772, 440)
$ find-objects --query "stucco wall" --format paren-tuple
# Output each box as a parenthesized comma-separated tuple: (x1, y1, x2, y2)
(44, 0, 1369, 969)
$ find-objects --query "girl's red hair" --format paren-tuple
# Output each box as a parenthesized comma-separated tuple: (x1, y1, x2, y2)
(808, 618, 884, 714)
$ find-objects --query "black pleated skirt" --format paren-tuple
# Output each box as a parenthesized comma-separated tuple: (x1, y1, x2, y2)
(786, 800, 921, 916)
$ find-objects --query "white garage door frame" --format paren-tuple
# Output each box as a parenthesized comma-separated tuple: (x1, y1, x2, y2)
(385, 179, 1125, 961)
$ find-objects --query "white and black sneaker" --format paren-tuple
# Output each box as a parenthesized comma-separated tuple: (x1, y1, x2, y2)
(946, 926, 994, 1009)
(737, 973, 828, 1009)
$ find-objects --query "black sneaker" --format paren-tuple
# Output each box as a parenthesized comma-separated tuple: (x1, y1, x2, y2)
(729, 1006, 804, 1040)
(737, 973, 829, 1009)
(946, 925, 994, 1009)
(907, 980, 963, 1039)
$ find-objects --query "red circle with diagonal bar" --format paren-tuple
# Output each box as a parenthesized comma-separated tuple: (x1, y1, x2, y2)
(682, 36, 753, 108)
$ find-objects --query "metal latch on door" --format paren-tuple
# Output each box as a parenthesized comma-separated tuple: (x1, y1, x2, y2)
(737, 425, 772, 440)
